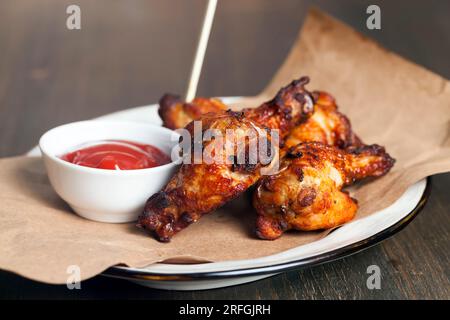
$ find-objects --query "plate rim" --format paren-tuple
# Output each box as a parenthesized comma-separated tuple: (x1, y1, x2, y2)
(102, 177, 430, 281)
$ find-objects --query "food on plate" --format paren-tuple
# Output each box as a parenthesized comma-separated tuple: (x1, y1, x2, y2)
(139, 76, 395, 242)
(284, 91, 363, 149)
(159, 77, 315, 141)
(60, 140, 170, 170)
(138, 78, 315, 242)
(253, 142, 395, 240)
(243, 77, 314, 140)
(138, 111, 271, 242)
(159, 87, 362, 152)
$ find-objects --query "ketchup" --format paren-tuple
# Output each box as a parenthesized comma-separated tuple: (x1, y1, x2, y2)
(60, 140, 171, 170)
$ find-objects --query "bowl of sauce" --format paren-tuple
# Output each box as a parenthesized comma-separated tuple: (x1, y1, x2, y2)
(60, 140, 171, 170)
(39, 120, 181, 223)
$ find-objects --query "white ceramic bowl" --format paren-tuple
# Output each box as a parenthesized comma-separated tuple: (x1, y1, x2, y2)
(39, 120, 181, 223)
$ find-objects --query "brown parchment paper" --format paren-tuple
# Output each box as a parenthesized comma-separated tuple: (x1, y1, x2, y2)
(1, 9, 449, 284)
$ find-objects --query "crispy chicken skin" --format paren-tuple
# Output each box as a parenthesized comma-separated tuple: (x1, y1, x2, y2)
(285, 91, 363, 149)
(244, 77, 314, 141)
(253, 142, 395, 240)
(158, 77, 314, 139)
(159, 94, 227, 130)
(160, 89, 362, 152)
(138, 78, 315, 242)
(138, 111, 269, 242)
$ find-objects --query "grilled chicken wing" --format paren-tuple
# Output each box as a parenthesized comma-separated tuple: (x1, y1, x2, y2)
(253, 142, 395, 240)
(159, 94, 227, 130)
(138, 111, 271, 242)
(284, 91, 362, 149)
(138, 78, 315, 242)
(244, 77, 314, 141)
(160, 89, 362, 151)
(159, 77, 314, 140)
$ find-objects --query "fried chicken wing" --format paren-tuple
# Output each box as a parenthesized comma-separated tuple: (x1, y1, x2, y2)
(160, 89, 362, 154)
(138, 111, 270, 241)
(285, 91, 362, 149)
(158, 77, 314, 139)
(138, 78, 315, 242)
(253, 142, 395, 240)
(244, 77, 314, 140)
(159, 94, 227, 130)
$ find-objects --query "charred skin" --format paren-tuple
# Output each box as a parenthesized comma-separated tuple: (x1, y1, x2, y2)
(244, 77, 314, 141)
(159, 89, 362, 152)
(140, 78, 315, 242)
(284, 91, 363, 149)
(138, 111, 273, 242)
(253, 142, 395, 240)
(139, 163, 259, 242)
(146, 77, 395, 242)
(158, 76, 315, 140)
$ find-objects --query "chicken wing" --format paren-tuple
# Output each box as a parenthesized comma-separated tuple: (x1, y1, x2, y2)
(253, 142, 395, 240)
(159, 77, 314, 139)
(159, 94, 227, 130)
(244, 77, 314, 140)
(138, 78, 315, 242)
(160, 89, 362, 152)
(138, 111, 270, 241)
(284, 91, 362, 149)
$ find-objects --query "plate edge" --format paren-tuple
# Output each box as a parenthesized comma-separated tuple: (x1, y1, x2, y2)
(102, 176, 431, 281)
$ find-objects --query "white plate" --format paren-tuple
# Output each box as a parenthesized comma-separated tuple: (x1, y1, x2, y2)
(28, 98, 428, 291)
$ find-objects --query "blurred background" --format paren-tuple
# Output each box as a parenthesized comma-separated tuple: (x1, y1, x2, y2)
(0, 0, 448, 157)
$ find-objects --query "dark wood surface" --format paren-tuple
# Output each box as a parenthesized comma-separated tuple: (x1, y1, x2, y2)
(0, 0, 448, 299)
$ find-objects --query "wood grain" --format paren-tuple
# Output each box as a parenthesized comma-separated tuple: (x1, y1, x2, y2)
(0, 0, 448, 299)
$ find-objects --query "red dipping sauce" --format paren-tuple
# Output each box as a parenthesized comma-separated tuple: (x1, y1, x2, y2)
(60, 140, 171, 170)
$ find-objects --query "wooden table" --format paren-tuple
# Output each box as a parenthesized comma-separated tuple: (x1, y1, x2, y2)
(0, 0, 448, 299)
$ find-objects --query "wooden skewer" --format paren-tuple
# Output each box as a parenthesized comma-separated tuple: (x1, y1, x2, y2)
(184, 0, 218, 102)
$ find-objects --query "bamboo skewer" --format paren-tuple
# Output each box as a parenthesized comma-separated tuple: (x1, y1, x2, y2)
(184, 0, 218, 102)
